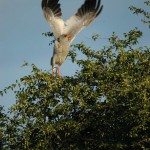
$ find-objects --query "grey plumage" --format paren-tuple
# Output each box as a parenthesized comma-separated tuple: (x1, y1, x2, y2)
(41, 0, 103, 77)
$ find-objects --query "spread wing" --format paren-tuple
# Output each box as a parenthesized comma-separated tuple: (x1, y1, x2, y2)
(63, 0, 103, 42)
(41, 0, 64, 38)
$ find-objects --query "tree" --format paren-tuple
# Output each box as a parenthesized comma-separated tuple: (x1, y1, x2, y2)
(1, 2, 150, 150)
(129, 0, 150, 28)
(0, 106, 8, 150)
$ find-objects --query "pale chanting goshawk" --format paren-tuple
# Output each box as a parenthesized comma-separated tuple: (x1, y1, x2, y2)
(41, 0, 103, 77)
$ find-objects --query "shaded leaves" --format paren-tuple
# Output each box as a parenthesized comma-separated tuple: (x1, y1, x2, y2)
(1, 28, 150, 149)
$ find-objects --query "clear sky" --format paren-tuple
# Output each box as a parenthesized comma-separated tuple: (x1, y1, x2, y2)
(0, 0, 150, 110)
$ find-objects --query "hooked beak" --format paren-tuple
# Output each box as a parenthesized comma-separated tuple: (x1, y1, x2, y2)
(64, 34, 71, 40)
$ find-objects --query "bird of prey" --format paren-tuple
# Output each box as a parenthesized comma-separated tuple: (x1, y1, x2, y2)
(41, 0, 103, 77)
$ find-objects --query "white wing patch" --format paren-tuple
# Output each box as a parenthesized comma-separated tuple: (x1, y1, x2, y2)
(43, 8, 64, 38)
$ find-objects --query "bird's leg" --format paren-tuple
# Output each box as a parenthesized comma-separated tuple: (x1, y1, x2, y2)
(52, 67, 55, 76)
(51, 66, 61, 78)
(57, 66, 61, 78)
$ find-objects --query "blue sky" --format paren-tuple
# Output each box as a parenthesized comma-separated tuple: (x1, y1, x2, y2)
(0, 0, 150, 110)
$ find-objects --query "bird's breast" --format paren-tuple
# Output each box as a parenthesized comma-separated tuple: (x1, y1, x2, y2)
(54, 41, 69, 55)
(53, 41, 70, 65)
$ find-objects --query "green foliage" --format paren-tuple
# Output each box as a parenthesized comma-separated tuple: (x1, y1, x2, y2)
(42, 32, 54, 37)
(1, 2, 150, 149)
(129, 1, 150, 28)
(42, 32, 55, 45)
(1, 28, 150, 149)
(0, 106, 8, 150)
